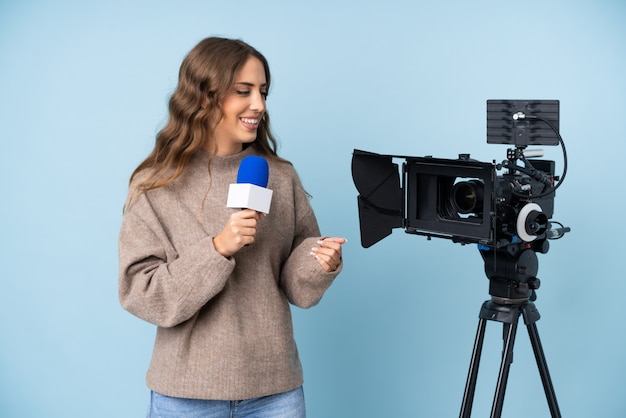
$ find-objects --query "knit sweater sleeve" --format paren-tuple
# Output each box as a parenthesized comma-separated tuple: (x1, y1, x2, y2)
(118, 193, 235, 328)
(279, 171, 342, 309)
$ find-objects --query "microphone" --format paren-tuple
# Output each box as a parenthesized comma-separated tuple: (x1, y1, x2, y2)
(226, 156, 273, 214)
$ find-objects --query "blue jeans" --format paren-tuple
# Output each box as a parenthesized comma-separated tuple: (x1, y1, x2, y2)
(147, 386, 306, 418)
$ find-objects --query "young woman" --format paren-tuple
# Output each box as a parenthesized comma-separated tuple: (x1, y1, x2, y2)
(118, 37, 346, 417)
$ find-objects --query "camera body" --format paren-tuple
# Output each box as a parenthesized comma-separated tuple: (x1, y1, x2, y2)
(404, 152, 555, 247)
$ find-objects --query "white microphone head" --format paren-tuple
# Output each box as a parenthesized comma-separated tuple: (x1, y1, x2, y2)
(227, 183, 273, 214)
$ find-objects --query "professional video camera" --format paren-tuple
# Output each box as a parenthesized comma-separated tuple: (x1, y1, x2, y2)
(352, 100, 570, 417)
(352, 99, 570, 301)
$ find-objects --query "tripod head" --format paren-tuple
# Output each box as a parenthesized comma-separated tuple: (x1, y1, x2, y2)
(478, 222, 568, 304)
(480, 243, 542, 304)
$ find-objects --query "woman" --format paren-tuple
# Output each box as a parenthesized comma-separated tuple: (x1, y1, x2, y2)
(118, 37, 346, 417)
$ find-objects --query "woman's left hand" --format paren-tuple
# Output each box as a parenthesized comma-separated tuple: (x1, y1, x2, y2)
(310, 237, 347, 272)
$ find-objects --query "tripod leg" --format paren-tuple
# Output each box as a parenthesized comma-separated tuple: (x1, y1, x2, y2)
(460, 317, 487, 418)
(491, 318, 519, 418)
(526, 321, 562, 418)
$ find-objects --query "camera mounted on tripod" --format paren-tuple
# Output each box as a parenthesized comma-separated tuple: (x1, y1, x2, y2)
(352, 99, 570, 303)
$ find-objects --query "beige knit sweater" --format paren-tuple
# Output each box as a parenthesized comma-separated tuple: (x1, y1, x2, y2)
(118, 147, 341, 400)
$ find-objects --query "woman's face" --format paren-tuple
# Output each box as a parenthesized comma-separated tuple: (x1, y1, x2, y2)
(210, 56, 267, 155)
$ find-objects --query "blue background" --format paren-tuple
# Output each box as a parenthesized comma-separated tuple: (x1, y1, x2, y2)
(1, 1, 625, 417)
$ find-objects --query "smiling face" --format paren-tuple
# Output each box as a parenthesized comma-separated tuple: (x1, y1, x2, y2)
(210, 56, 268, 156)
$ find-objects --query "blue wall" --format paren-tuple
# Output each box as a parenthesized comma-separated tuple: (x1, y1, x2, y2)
(1, 1, 624, 417)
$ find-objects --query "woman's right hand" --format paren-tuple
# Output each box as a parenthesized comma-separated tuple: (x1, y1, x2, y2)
(212, 209, 264, 257)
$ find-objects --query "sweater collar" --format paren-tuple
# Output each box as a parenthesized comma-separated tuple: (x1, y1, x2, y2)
(196, 146, 256, 171)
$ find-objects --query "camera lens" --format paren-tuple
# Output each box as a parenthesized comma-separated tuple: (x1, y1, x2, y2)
(451, 180, 484, 214)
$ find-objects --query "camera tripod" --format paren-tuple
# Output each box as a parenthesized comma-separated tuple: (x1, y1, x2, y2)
(459, 249, 562, 418)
